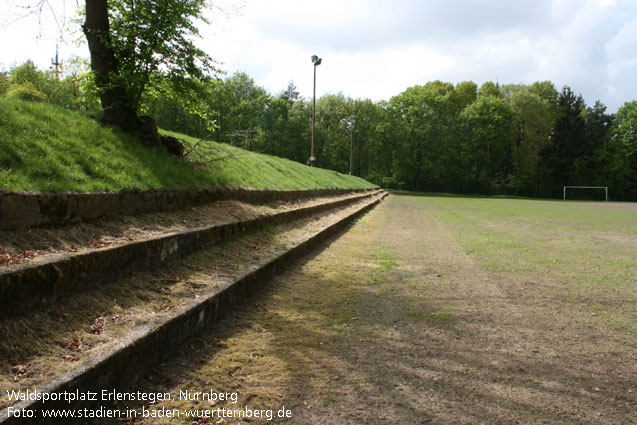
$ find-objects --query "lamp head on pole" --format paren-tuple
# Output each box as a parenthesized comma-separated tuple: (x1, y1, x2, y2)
(311, 55, 322, 66)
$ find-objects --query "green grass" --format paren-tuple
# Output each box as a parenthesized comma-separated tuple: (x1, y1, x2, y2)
(374, 247, 398, 270)
(405, 193, 637, 333)
(0, 98, 376, 192)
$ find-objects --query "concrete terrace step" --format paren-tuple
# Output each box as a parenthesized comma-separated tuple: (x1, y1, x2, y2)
(0, 187, 377, 230)
(0, 189, 384, 317)
(0, 191, 387, 424)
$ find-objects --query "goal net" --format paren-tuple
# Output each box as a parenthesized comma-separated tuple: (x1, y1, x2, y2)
(563, 186, 608, 201)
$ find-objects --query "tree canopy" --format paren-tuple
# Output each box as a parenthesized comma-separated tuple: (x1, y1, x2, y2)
(82, 0, 216, 145)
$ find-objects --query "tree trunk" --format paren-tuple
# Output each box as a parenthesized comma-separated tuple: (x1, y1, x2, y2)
(82, 0, 141, 132)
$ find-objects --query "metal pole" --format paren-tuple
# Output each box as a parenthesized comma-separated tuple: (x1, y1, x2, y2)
(349, 129, 353, 175)
(311, 64, 316, 167)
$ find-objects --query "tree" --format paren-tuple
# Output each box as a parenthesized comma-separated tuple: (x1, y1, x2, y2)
(460, 96, 513, 193)
(83, 0, 140, 132)
(505, 85, 554, 194)
(579, 100, 614, 185)
(599, 101, 637, 200)
(145, 77, 213, 138)
(388, 84, 455, 191)
(538, 86, 586, 195)
(314, 93, 350, 169)
(82, 0, 215, 144)
(6, 60, 90, 109)
(478, 81, 503, 98)
(279, 81, 301, 104)
(209, 72, 269, 148)
(0, 73, 9, 96)
(529, 81, 559, 110)
(448, 81, 477, 112)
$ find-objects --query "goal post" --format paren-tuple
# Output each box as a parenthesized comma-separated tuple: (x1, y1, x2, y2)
(563, 186, 608, 202)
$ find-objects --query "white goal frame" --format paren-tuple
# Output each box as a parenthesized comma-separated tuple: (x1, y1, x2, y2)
(563, 186, 608, 202)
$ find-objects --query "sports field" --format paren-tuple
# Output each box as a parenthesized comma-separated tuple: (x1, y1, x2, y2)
(104, 193, 637, 424)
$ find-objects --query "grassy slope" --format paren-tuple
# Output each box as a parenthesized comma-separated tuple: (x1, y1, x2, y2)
(0, 98, 375, 192)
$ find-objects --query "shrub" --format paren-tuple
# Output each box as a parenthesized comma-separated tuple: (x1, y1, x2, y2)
(0, 74, 9, 96)
(6, 82, 48, 102)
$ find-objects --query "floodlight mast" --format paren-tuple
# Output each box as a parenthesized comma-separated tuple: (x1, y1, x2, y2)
(310, 55, 322, 167)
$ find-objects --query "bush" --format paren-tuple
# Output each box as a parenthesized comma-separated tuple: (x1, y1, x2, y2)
(6, 82, 48, 102)
(0, 74, 9, 96)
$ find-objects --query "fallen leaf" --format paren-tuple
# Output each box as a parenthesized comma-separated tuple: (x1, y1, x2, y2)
(67, 337, 83, 352)
(89, 317, 105, 335)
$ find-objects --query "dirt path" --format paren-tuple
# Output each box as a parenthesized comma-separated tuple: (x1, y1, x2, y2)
(107, 194, 635, 425)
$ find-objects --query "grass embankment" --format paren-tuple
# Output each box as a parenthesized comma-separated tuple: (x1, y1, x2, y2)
(0, 98, 375, 192)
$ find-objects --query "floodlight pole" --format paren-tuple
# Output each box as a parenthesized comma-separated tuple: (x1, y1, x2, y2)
(349, 127, 353, 175)
(311, 55, 322, 167)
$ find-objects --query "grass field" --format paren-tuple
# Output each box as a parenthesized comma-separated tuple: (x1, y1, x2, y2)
(106, 192, 636, 424)
(0, 98, 375, 192)
(411, 194, 637, 334)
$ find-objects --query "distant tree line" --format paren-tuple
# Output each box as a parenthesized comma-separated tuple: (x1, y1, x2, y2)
(147, 73, 636, 201)
(2, 61, 635, 200)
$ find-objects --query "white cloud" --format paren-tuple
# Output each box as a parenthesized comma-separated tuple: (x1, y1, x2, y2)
(1, 0, 636, 111)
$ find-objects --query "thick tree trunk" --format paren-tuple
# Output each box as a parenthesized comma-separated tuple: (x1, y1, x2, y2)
(82, 0, 142, 133)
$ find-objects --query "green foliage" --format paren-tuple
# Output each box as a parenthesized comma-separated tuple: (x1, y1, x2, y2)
(529, 81, 559, 108)
(210, 72, 270, 146)
(6, 82, 48, 102)
(4, 60, 99, 112)
(388, 84, 461, 191)
(478, 81, 504, 98)
(460, 96, 514, 192)
(598, 100, 637, 200)
(106, 0, 217, 113)
(144, 76, 215, 137)
(614, 101, 637, 160)
(539, 86, 588, 195)
(9, 60, 47, 87)
(505, 85, 554, 194)
(279, 81, 301, 104)
(448, 81, 477, 111)
(0, 74, 9, 96)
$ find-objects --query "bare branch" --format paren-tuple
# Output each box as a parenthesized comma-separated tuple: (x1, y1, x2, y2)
(182, 130, 267, 166)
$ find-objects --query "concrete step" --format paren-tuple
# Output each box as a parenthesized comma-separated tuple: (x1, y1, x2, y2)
(0, 191, 387, 424)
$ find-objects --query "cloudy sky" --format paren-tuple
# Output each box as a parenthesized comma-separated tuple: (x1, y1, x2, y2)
(1, 0, 636, 112)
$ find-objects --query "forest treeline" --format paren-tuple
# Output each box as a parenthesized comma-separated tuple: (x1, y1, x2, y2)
(2, 60, 635, 200)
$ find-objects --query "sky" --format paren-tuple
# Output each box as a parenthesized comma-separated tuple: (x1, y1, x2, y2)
(1, 0, 636, 112)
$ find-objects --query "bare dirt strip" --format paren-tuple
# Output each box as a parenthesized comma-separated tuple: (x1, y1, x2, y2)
(95, 194, 634, 424)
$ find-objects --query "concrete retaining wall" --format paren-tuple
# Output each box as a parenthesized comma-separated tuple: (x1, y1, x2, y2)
(0, 190, 382, 317)
(0, 187, 376, 230)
